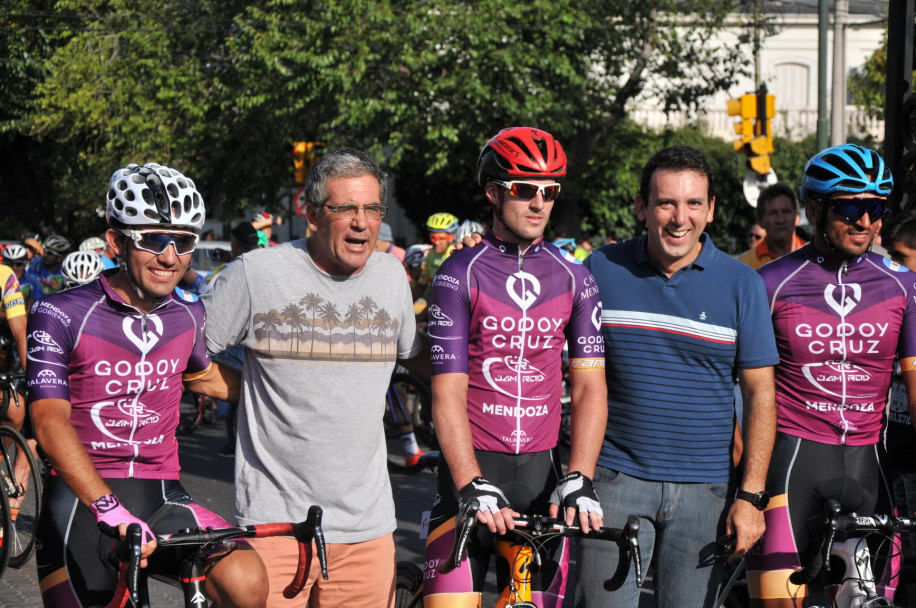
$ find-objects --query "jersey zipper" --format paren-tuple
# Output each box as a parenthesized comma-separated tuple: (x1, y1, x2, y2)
(515, 248, 527, 455)
(127, 312, 154, 477)
(836, 261, 850, 445)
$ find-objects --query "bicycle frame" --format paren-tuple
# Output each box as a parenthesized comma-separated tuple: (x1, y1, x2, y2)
(437, 499, 643, 600)
(105, 505, 328, 608)
(790, 499, 913, 608)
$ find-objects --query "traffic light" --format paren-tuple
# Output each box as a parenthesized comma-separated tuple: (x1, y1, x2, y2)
(727, 93, 757, 152)
(727, 86, 776, 176)
(291, 141, 325, 185)
(292, 141, 308, 185)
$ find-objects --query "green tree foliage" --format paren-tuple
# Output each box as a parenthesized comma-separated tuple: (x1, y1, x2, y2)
(848, 30, 887, 120)
(7, 0, 756, 239)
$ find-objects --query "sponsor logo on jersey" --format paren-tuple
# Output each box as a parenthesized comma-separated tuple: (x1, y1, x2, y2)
(428, 304, 454, 326)
(506, 271, 540, 311)
(90, 398, 164, 448)
(795, 321, 887, 356)
(801, 360, 876, 400)
(432, 274, 460, 291)
(122, 313, 164, 355)
(34, 300, 72, 326)
(481, 355, 549, 400)
(823, 282, 861, 317)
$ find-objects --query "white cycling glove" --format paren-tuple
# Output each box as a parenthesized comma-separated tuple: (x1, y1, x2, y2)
(549, 472, 603, 517)
(458, 477, 511, 515)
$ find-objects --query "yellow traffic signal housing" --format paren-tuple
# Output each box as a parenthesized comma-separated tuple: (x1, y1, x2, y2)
(728, 88, 777, 176)
(293, 141, 308, 185)
(292, 141, 325, 185)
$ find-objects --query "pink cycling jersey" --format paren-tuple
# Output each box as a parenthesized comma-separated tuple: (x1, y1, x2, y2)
(26, 273, 211, 478)
(759, 244, 916, 445)
(427, 232, 604, 454)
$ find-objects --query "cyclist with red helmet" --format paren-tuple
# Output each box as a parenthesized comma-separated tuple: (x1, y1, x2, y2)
(422, 127, 607, 607)
(748, 144, 916, 607)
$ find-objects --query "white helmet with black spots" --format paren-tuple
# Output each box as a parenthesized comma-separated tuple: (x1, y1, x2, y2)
(107, 163, 205, 232)
(61, 251, 105, 286)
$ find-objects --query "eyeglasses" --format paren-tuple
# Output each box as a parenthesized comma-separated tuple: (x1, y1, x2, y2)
(323, 204, 388, 220)
(120, 229, 199, 255)
(824, 197, 888, 223)
(429, 232, 454, 244)
(7, 261, 25, 267)
(491, 180, 562, 202)
(748, 233, 764, 241)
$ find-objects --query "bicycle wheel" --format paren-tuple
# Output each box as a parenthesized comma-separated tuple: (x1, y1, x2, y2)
(390, 373, 437, 449)
(395, 560, 424, 608)
(0, 425, 43, 568)
(0, 475, 10, 579)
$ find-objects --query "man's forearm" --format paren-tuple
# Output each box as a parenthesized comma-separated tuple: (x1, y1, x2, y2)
(432, 374, 480, 489)
(566, 373, 608, 478)
(737, 367, 777, 492)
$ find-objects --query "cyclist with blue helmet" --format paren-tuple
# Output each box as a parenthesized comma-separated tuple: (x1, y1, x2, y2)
(749, 144, 916, 607)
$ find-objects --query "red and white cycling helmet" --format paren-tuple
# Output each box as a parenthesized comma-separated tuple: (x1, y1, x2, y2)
(476, 127, 568, 187)
(107, 163, 205, 233)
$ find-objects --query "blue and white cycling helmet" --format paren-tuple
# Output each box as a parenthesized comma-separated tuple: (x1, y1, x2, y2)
(107, 163, 206, 233)
(800, 144, 893, 201)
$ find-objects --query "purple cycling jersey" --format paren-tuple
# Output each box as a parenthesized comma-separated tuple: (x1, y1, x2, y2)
(427, 232, 604, 454)
(759, 244, 916, 445)
(26, 273, 211, 479)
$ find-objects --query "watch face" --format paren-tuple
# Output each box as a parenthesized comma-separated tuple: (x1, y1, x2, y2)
(755, 493, 769, 509)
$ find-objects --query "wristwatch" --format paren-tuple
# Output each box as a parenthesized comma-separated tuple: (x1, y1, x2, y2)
(735, 489, 770, 511)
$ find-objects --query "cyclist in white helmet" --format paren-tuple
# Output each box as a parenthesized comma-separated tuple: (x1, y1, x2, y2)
(60, 251, 105, 288)
(79, 235, 117, 269)
(26, 233, 71, 298)
(28, 162, 267, 608)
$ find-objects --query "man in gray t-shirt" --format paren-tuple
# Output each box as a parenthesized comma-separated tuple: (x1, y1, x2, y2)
(202, 148, 427, 607)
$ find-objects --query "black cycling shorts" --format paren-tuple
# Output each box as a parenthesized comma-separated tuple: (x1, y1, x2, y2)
(36, 476, 232, 608)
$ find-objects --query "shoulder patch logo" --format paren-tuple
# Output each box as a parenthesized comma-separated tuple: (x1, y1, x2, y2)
(883, 257, 909, 273)
(173, 287, 199, 302)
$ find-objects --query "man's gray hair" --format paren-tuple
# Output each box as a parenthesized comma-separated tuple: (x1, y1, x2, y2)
(304, 148, 388, 208)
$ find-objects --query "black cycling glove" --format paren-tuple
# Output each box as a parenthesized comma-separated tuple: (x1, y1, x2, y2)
(549, 472, 603, 517)
(458, 476, 511, 515)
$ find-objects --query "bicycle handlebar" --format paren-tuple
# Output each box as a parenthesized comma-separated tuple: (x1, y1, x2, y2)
(789, 499, 916, 585)
(105, 505, 327, 607)
(438, 498, 643, 589)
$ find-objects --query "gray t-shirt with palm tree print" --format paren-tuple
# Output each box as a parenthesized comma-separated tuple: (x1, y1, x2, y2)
(202, 238, 422, 542)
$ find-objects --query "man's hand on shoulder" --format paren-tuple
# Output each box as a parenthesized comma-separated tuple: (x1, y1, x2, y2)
(454, 232, 484, 251)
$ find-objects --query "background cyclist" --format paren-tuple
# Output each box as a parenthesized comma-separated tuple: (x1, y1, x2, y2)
(748, 144, 916, 607)
(411, 211, 459, 306)
(60, 251, 105, 288)
(25, 234, 71, 298)
(422, 127, 607, 607)
(27, 162, 267, 608)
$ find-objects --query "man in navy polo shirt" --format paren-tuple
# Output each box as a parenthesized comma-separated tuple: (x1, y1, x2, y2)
(575, 145, 779, 608)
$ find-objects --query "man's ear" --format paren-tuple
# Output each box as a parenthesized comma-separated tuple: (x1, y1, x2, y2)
(105, 229, 126, 257)
(484, 182, 501, 208)
(634, 194, 646, 222)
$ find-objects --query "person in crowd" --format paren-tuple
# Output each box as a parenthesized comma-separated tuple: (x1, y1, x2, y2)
(202, 148, 429, 607)
(60, 251, 105, 288)
(573, 234, 594, 261)
(748, 144, 916, 607)
(422, 126, 607, 607)
(20, 233, 44, 261)
(27, 162, 266, 608)
(0, 246, 28, 434)
(737, 183, 806, 270)
(882, 212, 916, 559)
(576, 144, 778, 608)
(80, 235, 118, 269)
(251, 210, 281, 245)
(375, 221, 406, 262)
(26, 234, 71, 298)
(746, 223, 766, 250)
(412, 212, 459, 303)
(2, 243, 39, 313)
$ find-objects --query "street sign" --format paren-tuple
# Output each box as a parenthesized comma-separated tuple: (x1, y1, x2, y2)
(293, 186, 307, 217)
(742, 168, 778, 207)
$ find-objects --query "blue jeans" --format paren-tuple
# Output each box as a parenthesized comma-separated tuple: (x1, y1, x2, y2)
(574, 467, 729, 608)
